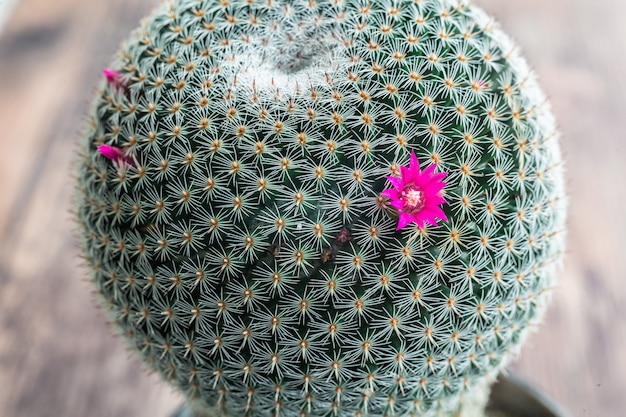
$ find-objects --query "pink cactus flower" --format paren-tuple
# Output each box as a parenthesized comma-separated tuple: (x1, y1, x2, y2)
(381, 151, 448, 230)
(97, 145, 134, 166)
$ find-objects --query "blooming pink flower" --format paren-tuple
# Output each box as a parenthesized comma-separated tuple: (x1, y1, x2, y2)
(381, 151, 448, 230)
(97, 145, 134, 166)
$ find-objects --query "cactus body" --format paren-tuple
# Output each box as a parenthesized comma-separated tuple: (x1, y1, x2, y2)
(75, 0, 567, 416)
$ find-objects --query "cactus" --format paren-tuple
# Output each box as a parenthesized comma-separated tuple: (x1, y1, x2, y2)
(75, 0, 567, 416)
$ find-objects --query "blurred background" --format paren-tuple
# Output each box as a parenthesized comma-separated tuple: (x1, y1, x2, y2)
(0, 0, 623, 416)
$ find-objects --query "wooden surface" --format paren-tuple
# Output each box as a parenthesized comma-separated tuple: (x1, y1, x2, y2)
(0, 0, 623, 416)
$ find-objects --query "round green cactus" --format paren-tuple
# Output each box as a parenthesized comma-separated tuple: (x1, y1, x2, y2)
(75, 0, 567, 416)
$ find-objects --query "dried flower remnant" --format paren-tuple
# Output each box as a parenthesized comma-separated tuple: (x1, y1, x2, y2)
(382, 151, 448, 229)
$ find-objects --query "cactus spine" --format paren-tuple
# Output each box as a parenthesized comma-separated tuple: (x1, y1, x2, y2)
(75, 0, 567, 416)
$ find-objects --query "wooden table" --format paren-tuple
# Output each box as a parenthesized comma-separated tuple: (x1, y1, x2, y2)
(0, 1, 622, 416)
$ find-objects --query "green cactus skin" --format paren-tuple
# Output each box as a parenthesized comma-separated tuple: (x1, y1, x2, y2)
(75, 0, 567, 416)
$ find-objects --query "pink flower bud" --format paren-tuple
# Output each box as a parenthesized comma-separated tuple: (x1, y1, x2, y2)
(97, 145, 134, 167)
(102, 68, 128, 94)
(103, 68, 122, 84)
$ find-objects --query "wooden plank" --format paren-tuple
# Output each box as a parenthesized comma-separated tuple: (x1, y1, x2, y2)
(0, 1, 181, 417)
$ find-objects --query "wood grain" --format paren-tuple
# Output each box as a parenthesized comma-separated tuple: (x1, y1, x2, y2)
(0, 0, 623, 416)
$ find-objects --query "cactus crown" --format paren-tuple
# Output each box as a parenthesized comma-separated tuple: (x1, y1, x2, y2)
(75, 0, 567, 416)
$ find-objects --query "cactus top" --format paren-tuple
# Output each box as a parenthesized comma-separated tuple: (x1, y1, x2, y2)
(75, 0, 567, 416)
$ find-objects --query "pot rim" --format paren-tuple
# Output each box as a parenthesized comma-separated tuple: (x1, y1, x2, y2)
(488, 373, 573, 417)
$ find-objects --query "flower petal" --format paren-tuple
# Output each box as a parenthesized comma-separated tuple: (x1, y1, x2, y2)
(390, 199, 404, 210)
(433, 207, 448, 222)
(426, 196, 447, 206)
(400, 164, 411, 181)
(423, 172, 447, 187)
(409, 151, 421, 171)
(422, 164, 436, 177)
(423, 181, 446, 196)
(412, 215, 426, 229)
(386, 176, 403, 189)
(422, 207, 448, 223)
(397, 212, 414, 230)
(381, 188, 399, 200)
